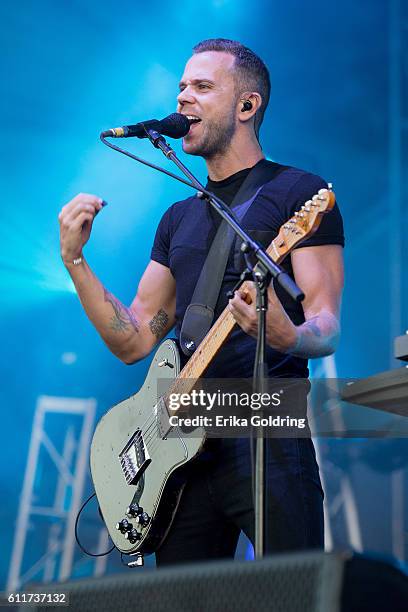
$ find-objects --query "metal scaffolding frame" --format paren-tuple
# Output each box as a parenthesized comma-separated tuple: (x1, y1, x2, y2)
(6, 395, 97, 591)
(310, 356, 363, 553)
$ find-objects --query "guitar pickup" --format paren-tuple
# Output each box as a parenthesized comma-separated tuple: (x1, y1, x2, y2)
(155, 396, 172, 439)
(119, 429, 151, 485)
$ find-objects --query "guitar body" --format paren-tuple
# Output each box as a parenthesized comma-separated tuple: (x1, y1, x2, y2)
(90, 339, 205, 554)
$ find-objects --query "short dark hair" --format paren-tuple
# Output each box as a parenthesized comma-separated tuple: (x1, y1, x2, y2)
(193, 38, 271, 138)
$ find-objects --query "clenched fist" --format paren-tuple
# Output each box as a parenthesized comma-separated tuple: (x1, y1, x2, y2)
(58, 193, 105, 265)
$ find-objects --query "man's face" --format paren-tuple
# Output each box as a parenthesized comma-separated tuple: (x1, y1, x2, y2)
(177, 51, 238, 158)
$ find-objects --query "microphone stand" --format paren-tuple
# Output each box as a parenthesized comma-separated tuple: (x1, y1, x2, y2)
(119, 127, 304, 559)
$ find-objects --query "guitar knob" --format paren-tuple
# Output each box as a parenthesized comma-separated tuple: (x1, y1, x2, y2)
(125, 528, 141, 544)
(126, 503, 140, 518)
(116, 518, 133, 533)
(137, 512, 150, 527)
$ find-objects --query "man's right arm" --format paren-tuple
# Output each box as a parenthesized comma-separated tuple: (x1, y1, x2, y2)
(59, 193, 176, 364)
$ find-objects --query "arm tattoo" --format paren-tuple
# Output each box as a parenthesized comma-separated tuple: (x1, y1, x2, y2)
(149, 308, 169, 339)
(288, 314, 339, 358)
(302, 317, 322, 338)
(103, 288, 140, 334)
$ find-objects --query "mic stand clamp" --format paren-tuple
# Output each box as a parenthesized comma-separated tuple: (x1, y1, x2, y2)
(144, 128, 304, 559)
(226, 243, 258, 299)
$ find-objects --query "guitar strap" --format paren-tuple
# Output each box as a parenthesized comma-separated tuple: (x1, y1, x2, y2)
(179, 160, 285, 357)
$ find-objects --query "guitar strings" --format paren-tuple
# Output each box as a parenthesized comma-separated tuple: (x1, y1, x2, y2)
(128, 284, 264, 451)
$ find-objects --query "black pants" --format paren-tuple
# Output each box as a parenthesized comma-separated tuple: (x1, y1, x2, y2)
(155, 437, 324, 566)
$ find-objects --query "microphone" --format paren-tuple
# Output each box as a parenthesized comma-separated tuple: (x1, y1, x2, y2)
(101, 113, 191, 139)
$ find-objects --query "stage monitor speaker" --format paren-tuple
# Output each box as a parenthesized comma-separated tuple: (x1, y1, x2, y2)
(9, 551, 408, 612)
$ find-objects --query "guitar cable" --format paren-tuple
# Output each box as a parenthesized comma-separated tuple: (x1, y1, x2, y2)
(74, 491, 116, 557)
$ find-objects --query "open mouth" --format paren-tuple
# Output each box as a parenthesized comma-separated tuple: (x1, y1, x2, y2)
(185, 114, 202, 125)
(183, 115, 202, 134)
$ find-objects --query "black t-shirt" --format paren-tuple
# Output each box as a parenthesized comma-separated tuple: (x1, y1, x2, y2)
(151, 159, 344, 378)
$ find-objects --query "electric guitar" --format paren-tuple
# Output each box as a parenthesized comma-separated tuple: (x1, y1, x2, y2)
(90, 188, 336, 557)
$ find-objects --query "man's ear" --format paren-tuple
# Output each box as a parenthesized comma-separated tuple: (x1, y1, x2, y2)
(237, 92, 262, 123)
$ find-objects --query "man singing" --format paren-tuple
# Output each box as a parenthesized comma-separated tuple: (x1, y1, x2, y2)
(59, 39, 344, 565)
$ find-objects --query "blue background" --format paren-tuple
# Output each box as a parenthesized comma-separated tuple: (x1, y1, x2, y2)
(1, 0, 407, 588)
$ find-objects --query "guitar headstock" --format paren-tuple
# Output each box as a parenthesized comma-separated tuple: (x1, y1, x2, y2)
(269, 187, 336, 262)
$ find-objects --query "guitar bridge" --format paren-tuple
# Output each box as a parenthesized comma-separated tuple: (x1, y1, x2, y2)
(119, 429, 151, 485)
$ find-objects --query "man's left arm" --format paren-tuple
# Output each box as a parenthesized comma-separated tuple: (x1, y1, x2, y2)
(229, 244, 344, 358)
